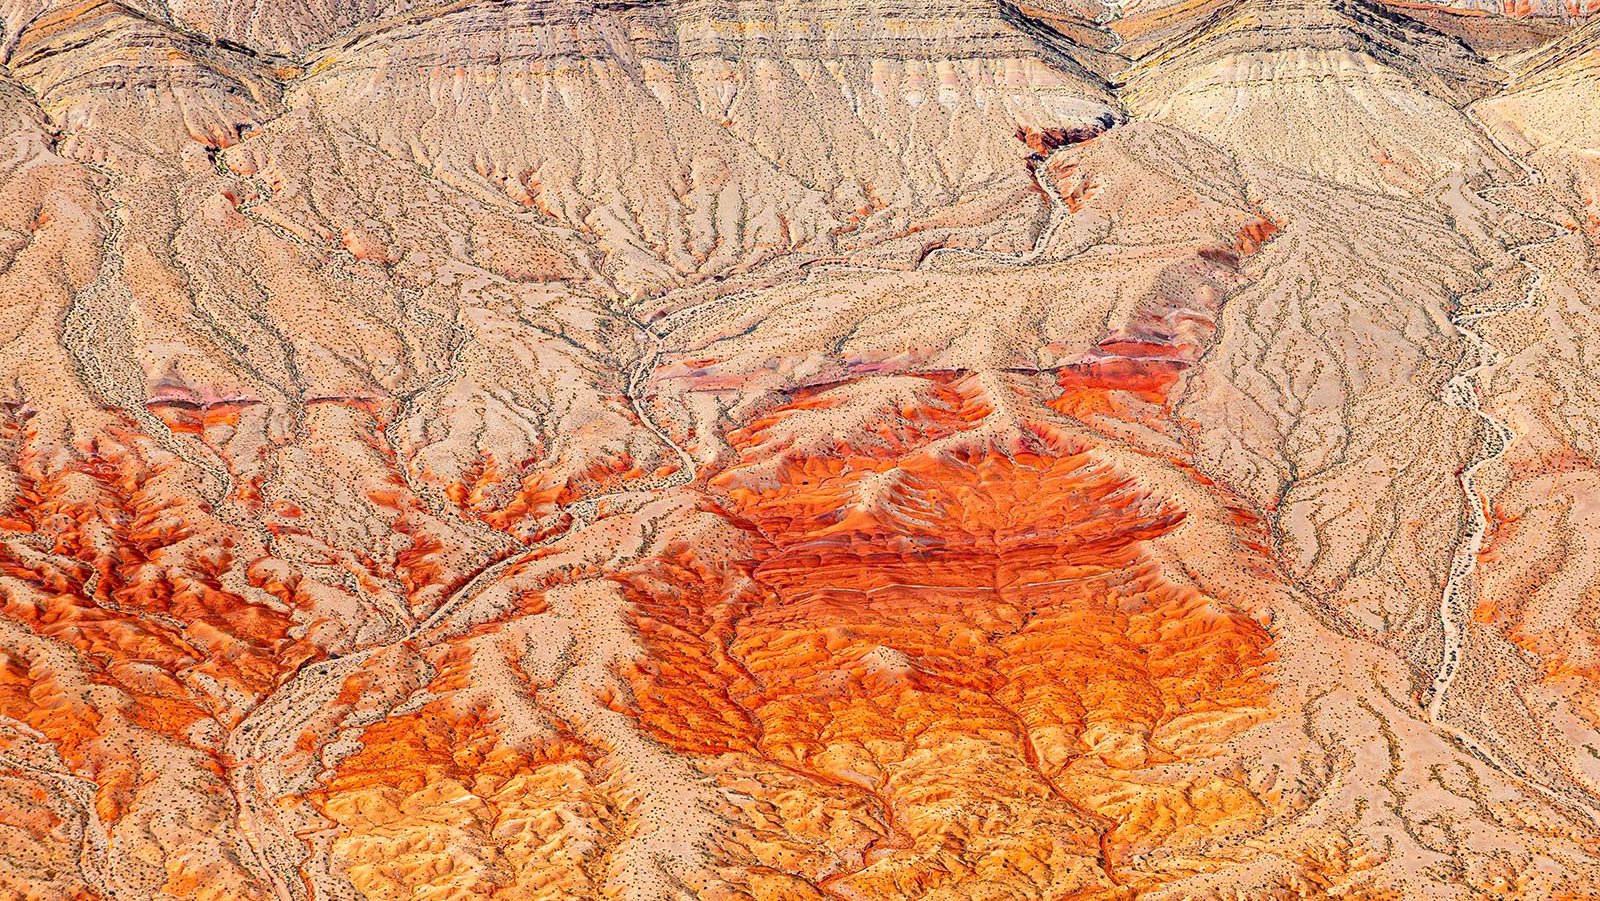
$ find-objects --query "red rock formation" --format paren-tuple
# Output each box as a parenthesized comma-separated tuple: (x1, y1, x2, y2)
(609, 393, 1274, 896)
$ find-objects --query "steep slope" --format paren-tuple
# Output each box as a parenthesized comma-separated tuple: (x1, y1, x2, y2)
(1119, 0, 1501, 191)
(1480, 14, 1600, 149)
(165, 0, 411, 55)
(1, 0, 285, 159)
(291, 0, 1122, 296)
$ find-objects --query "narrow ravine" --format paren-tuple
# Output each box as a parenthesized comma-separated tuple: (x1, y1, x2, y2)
(1422, 110, 1600, 824)
(1426, 111, 1549, 728)
(1426, 269, 1537, 728)
(622, 308, 699, 494)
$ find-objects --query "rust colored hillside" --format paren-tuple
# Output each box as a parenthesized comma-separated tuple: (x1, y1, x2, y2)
(6, 0, 1600, 899)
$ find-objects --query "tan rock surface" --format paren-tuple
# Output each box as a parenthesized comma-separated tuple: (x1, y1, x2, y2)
(3, 0, 1600, 899)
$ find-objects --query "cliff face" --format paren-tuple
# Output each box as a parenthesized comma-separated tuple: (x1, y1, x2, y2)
(5, 0, 1600, 899)
(270, 0, 1122, 297)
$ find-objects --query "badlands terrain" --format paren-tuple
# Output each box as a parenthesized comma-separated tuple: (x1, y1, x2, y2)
(4, 0, 1600, 898)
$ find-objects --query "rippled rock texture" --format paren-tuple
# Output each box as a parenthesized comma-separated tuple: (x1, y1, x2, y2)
(5, 0, 1600, 898)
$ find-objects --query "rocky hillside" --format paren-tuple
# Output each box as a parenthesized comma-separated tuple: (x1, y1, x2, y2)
(3, 0, 1600, 899)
